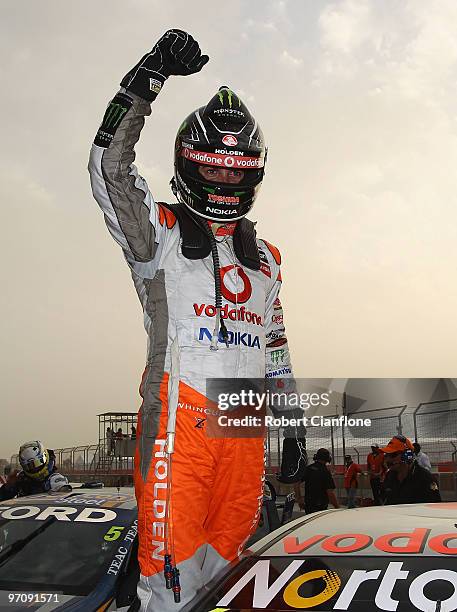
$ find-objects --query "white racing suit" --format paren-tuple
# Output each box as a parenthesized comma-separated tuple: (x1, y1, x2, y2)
(89, 90, 294, 610)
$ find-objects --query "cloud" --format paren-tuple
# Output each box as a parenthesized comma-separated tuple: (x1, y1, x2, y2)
(280, 49, 303, 68)
(319, 0, 373, 55)
(316, 0, 457, 98)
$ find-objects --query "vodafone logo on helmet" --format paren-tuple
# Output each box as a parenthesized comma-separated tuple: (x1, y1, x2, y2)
(222, 134, 238, 147)
(220, 265, 252, 304)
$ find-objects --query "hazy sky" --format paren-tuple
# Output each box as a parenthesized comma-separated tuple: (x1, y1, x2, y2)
(2, 0, 457, 459)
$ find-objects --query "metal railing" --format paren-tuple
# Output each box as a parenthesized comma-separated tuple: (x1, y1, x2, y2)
(9, 400, 456, 499)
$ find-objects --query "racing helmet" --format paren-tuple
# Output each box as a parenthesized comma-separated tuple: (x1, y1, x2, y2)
(173, 86, 266, 222)
(47, 473, 72, 493)
(19, 440, 53, 481)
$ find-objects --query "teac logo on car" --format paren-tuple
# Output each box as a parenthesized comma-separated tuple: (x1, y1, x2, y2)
(216, 559, 457, 611)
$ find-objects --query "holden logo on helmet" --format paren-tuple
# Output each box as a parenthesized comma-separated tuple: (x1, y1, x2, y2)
(220, 265, 252, 304)
(222, 134, 238, 147)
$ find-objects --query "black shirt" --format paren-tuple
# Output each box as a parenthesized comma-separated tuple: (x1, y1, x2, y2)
(384, 462, 441, 505)
(304, 461, 335, 513)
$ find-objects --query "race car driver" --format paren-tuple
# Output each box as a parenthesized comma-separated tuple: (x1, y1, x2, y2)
(381, 435, 441, 505)
(0, 441, 71, 501)
(89, 29, 297, 610)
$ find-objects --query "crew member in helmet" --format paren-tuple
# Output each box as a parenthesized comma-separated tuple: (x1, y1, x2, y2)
(0, 441, 71, 501)
(89, 29, 297, 610)
(381, 435, 441, 505)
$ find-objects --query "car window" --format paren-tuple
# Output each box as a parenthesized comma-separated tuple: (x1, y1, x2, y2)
(0, 508, 137, 596)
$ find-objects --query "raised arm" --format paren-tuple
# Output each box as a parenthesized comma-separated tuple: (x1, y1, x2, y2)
(88, 30, 208, 277)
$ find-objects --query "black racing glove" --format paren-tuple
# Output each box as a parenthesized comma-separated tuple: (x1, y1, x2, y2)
(120, 29, 209, 102)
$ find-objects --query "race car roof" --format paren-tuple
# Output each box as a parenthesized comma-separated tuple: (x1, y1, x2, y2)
(249, 503, 457, 558)
(0, 487, 137, 510)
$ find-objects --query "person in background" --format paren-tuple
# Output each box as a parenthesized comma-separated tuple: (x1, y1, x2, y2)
(381, 435, 441, 504)
(0, 441, 71, 501)
(130, 425, 137, 441)
(0, 465, 11, 486)
(114, 427, 124, 440)
(304, 448, 339, 514)
(367, 443, 385, 505)
(413, 442, 432, 472)
(344, 455, 361, 509)
(106, 427, 115, 455)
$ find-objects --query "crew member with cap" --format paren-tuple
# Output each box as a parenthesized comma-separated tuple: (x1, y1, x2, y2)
(367, 443, 385, 505)
(303, 448, 339, 514)
(0, 441, 71, 501)
(381, 435, 441, 505)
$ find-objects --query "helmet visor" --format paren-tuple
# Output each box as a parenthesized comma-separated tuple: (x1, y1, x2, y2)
(181, 155, 263, 188)
(181, 146, 264, 167)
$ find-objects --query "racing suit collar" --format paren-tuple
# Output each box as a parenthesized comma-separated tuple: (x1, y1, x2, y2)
(207, 221, 237, 237)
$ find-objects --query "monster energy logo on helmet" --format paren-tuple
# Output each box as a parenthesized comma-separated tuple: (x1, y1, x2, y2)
(217, 86, 242, 109)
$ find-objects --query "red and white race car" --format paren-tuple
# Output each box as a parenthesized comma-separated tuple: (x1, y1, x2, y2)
(189, 502, 457, 612)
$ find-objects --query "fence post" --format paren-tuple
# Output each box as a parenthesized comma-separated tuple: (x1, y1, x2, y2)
(277, 428, 281, 471)
(330, 422, 335, 464)
(413, 405, 421, 441)
(342, 392, 346, 461)
(397, 405, 407, 436)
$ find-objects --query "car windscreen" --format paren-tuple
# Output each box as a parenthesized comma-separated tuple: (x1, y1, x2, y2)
(194, 556, 457, 611)
(0, 504, 137, 596)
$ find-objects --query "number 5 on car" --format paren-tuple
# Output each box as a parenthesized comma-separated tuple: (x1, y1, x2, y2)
(104, 525, 125, 541)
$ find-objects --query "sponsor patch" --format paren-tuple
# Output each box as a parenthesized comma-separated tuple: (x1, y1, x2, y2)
(220, 265, 252, 304)
(149, 77, 162, 94)
(267, 337, 288, 348)
(208, 194, 240, 204)
(94, 93, 133, 148)
(222, 134, 238, 146)
(198, 327, 261, 349)
(266, 328, 286, 342)
(206, 206, 238, 216)
(270, 349, 285, 365)
(193, 303, 263, 326)
(258, 248, 271, 278)
(181, 148, 264, 168)
(266, 367, 292, 378)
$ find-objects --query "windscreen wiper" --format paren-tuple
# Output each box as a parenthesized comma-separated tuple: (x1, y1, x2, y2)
(0, 516, 57, 567)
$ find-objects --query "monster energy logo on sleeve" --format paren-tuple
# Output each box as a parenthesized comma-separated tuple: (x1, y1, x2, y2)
(94, 92, 133, 148)
(104, 102, 128, 128)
